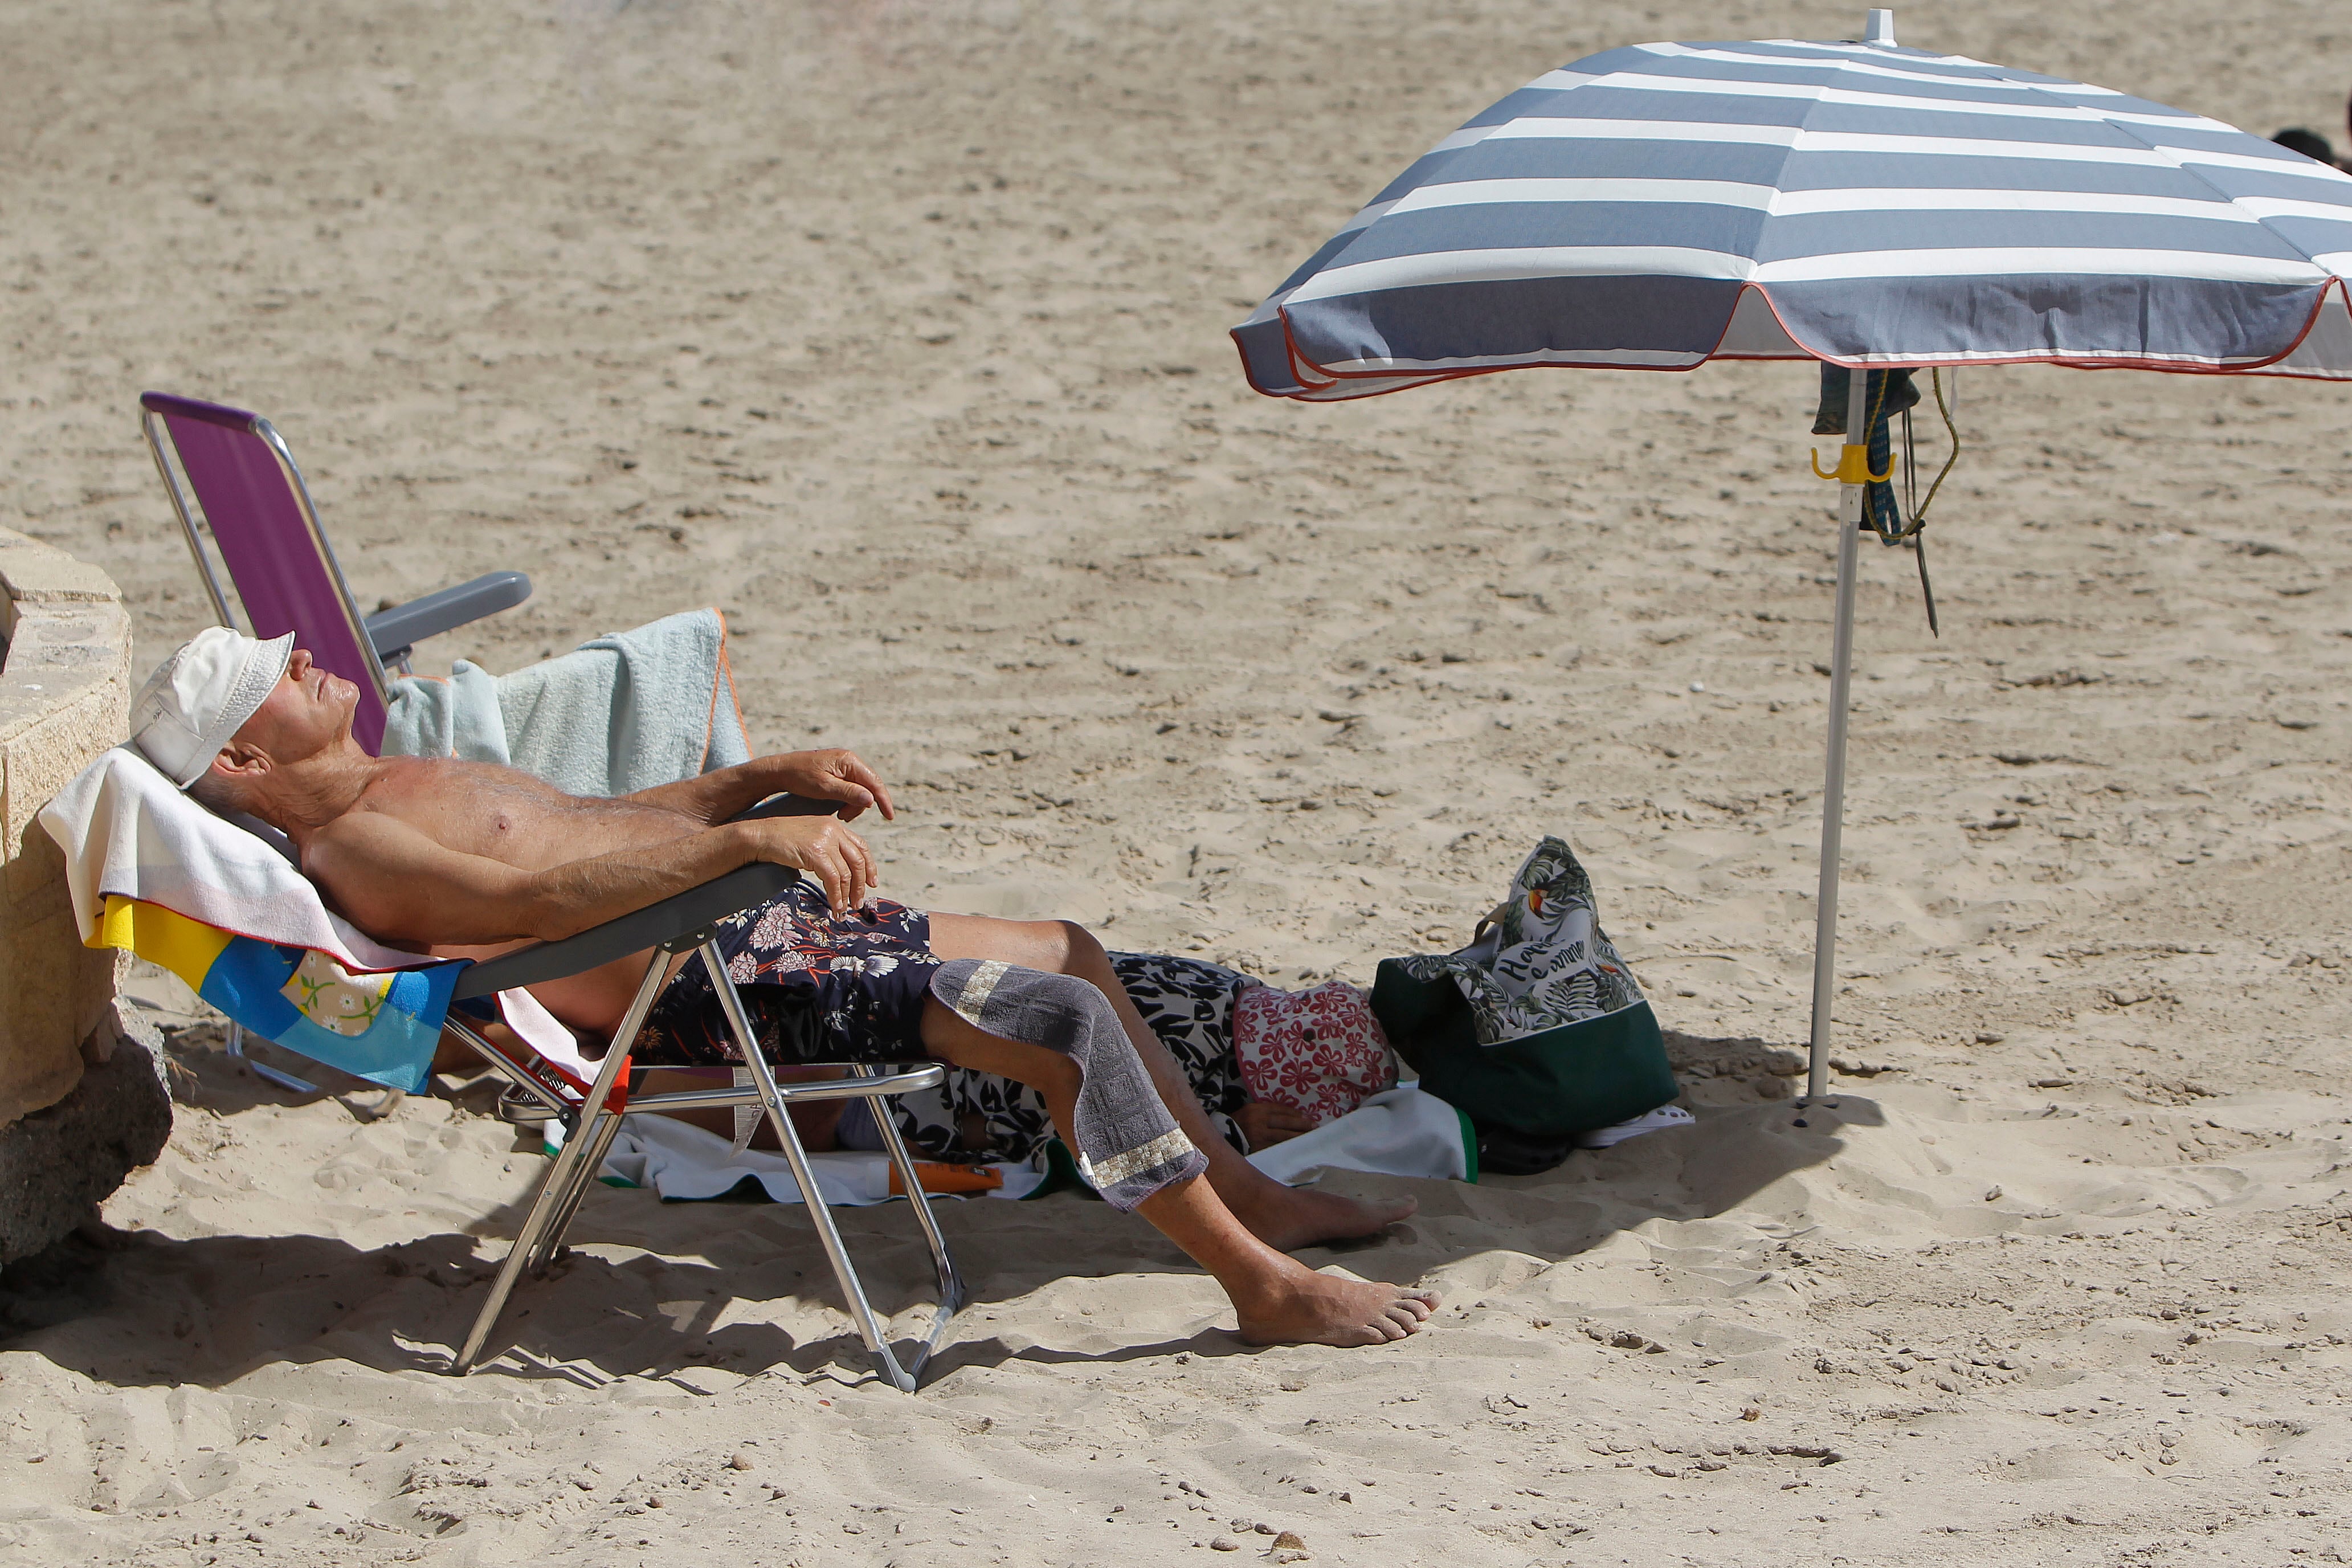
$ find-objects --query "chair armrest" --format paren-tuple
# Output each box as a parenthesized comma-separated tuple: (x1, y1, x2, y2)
(451, 861, 797, 1001)
(365, 571, 532, 661)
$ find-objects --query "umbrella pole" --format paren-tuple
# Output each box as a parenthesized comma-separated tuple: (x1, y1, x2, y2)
(1800, 370, 1871, 1113)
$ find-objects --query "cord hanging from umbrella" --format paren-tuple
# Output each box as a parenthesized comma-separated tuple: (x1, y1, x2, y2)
(1813, 366, 1963, 635)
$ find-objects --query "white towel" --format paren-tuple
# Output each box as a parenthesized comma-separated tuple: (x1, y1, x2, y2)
(38, 745, 578, 1061)
(557, 1084, 1474, 1203)
(556, 1113, 1046, 1206)
(1244, 1084, 1473, 1185)
(38, 746, 428, 971)
(1577, 1103, 1696, 1149)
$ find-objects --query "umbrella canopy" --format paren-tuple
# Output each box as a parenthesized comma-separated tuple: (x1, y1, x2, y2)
(1227, 11, 2352, 1114)
(1235, 26, 2352, 400)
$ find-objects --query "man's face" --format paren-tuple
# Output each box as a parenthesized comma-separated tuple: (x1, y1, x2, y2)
(234, 647, 357, 765)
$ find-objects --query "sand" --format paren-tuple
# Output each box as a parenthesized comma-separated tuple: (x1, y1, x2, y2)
(7, 1, 2352, 1563)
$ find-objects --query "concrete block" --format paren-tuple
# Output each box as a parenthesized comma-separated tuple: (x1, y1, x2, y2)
(0, 532, 127, 1132)
(2, 657, 131, 846)
(1, 815, 65, 910)
(0, 1001, 171, 1265)
(0, 526, 120, 640)
(0, 899, 114, 1127)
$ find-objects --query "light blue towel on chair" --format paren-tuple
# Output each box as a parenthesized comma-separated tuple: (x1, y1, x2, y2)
(381, 608, 751, 795)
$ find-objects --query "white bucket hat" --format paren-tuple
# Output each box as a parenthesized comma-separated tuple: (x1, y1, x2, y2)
(129, 626, 295, 788)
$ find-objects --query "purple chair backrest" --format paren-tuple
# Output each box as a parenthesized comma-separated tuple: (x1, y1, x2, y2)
(139, 393, 389, 753)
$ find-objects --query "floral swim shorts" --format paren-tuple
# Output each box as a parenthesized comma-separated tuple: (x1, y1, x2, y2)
(630, 877, 940, 1068)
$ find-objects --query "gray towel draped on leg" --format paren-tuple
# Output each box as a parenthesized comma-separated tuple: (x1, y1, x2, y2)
(929, 959, 1207, 1211)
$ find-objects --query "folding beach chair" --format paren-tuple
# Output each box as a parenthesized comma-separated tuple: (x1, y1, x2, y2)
(138, 391, 533, 754)
(54, 742, 964, 1390)
(442, 858, 965, 1390)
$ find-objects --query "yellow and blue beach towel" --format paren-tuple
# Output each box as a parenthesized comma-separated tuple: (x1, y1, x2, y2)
(88, 895, 458, 1093)
(42, 749, 473, 1093)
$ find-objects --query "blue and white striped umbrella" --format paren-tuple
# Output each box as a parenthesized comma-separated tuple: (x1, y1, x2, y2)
(1233, 26, 2352, 399)
(1229, 12, 2352, 1112)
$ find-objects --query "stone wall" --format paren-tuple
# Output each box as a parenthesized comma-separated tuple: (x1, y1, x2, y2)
(0, 526, 132, 1131)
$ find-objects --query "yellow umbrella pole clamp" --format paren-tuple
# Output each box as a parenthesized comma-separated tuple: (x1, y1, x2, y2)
(1808, 443, 1892, 484)
(1806, 369, 1962, 636)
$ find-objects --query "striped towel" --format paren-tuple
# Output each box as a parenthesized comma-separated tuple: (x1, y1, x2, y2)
(381, 607, 750, 797)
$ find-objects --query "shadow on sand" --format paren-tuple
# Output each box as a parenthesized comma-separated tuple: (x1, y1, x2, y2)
(0, 1030, 1879, 1393)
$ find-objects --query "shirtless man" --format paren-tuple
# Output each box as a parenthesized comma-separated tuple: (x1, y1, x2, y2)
(130, 627, 1438, 1348)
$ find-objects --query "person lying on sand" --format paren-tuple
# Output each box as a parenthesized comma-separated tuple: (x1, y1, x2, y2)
(130, 627, 1438, 1349)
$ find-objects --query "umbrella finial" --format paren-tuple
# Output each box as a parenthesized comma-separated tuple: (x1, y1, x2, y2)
(1864, 9, 1897, 46)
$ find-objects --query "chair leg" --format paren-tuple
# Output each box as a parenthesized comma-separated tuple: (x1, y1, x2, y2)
(860, 1064, 968, 1352)
(700, 940, 941, 1393)
(451, 1105, 597, 1376)
(224, 1020, 318, 1096)
(451, 953, 668, 1376)
(527, 1106, 630, 1277)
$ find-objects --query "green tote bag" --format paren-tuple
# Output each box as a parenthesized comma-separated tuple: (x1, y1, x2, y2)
(1371, 838, 1677, 1170)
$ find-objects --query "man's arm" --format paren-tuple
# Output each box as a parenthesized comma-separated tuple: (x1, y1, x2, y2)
(620, 749, 897, 828)
(303, 811, 881, 947)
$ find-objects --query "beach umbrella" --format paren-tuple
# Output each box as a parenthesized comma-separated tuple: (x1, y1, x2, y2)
(1231, 9, 2352, 1110)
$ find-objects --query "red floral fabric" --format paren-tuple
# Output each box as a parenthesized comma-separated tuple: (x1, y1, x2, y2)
(1233, 980, 1396, 1128)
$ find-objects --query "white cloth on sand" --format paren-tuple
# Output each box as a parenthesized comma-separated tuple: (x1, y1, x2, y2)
(1246, 1084, 1472, 1185)
(1577, 1103, 1696, 1149)
(557, 1084, 1687, 1200)
(380, 607, 750, 795)
(573, 1081, 1477, 1203)
(553, 1113, 1047, 1205)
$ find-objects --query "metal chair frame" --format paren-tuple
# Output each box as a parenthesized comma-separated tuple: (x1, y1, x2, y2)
(141, 402, 359, 1098)
(140, 402, 397, 689)
(136, 391, 532, 743)
(137, 391, 521, 1096)
(440, 870, 965, 1392)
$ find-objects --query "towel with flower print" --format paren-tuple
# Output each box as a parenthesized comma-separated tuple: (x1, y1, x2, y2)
(88, 896, 456, 1092)
(1233, 979, 1396, 1127)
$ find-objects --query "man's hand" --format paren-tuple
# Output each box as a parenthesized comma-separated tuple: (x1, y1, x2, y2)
(771, 749, 896, 822)
(1235, 1099, 1316, 1150)
(623, 747, 899, 830)
(742, 813, 880, 915)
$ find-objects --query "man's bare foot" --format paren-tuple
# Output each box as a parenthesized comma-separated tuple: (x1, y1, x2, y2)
(1228, 1180, 1418, 1252)
(1235, 1265, 1440, 1347)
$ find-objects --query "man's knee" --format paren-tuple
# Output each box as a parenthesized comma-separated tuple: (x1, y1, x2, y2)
(1016, 966, 1122, 1044)
(1051, 918, 1109, 970)
(931, 956, 1140, 1085)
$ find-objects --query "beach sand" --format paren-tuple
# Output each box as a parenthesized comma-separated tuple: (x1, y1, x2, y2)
(7, 2, 2352, 1562)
